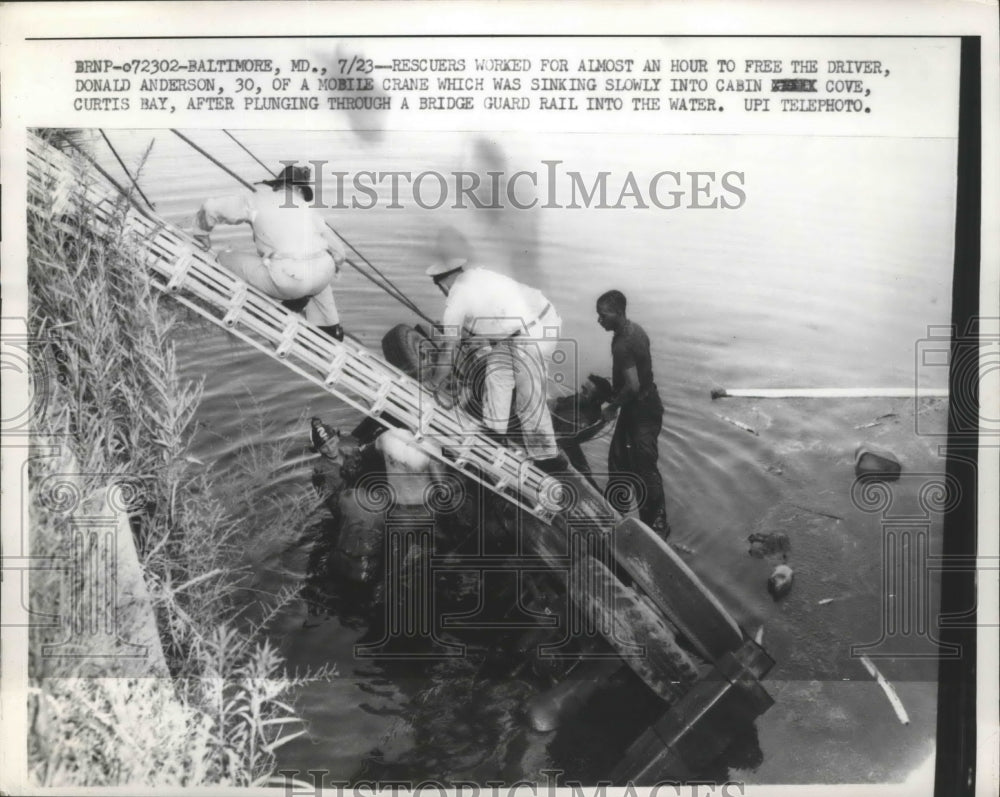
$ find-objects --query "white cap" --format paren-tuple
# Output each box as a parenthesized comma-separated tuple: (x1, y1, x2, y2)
(425, 257, 468, 278)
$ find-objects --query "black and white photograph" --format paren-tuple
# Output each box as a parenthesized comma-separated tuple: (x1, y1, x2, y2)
(1, 3, 997, 795)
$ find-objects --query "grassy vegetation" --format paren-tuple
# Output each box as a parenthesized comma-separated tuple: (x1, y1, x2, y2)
(27, 134, 327, 787)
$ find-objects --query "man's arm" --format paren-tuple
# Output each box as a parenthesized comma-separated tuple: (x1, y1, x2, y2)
(601, 364, 639, 422)
(193, 193, 253, 247)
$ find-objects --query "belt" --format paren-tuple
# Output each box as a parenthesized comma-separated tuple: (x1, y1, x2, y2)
(263, 249, 328, 264)
(510, 303, 553, 338)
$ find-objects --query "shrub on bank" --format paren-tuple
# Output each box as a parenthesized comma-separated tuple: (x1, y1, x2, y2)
(26, 134, 320, 787)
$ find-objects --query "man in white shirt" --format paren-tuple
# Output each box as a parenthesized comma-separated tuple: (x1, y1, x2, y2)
(425, 260, 563, 468)
(194, 164, 348, 340)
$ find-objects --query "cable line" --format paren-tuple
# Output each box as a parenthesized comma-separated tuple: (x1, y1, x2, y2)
(222, 129, 274, 176)
(171, 128, 255, 190)
(99, 130, 156, 211)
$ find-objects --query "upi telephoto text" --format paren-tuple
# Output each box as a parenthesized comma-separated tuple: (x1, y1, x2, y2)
(266, 161, 747, 211)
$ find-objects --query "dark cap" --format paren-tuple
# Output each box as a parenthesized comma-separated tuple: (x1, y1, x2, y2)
(261, 165, 314, 202)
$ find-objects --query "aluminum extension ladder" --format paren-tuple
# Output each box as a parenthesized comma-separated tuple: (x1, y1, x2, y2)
(26, 132, 571, 522)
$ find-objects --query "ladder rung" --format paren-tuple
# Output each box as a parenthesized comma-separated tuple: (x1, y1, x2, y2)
(276, 317, 300, 358)
(166, 251, 196, 291)
(451, 435, 479, 468)
(324, 349, 349, 384)
(491, 448, 510, 473)
(370, 381, 395, 416)
(223, 283, 249, 327)
(414, 406, 435, 439)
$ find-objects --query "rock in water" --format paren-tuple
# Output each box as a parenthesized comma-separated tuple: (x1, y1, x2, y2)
(767, 565, 794, 600)
(854, 444, 902, 481)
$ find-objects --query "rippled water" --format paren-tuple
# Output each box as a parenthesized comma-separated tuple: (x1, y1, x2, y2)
(79, 128, 954, 783)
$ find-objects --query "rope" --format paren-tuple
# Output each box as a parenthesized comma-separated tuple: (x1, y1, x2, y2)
(222, 129, 274, 176)
(99, 130, 156, 211)
(171, 129, 255, 190)
(172, 128, 436, 326)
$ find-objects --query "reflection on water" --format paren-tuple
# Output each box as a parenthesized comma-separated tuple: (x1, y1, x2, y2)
(77, 128, 955, 783)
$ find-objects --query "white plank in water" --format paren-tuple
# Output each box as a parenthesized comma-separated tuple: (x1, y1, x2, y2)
(713, 387, 949, 399)
(859, 654, 911, 725)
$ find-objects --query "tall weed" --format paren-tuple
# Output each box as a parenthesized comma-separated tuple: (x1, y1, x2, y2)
(26, 134, 329, 786)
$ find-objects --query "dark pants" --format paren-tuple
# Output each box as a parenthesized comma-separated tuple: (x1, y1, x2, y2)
(608, 391, 668, 531)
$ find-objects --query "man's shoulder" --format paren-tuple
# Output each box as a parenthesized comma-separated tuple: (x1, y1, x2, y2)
(612, 320, 650, 355)
(626, 320, 649, 339)
(465, 266, 512, 285)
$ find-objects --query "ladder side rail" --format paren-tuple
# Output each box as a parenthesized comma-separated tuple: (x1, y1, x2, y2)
(28, 134, 560, 520)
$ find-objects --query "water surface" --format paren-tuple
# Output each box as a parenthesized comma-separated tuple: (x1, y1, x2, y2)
(82, 128, 954, 783)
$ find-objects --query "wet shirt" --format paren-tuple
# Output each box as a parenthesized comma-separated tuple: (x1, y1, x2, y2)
(441, 267, 552, 338)
(196, 187, 345, 262)
(611, 320, 656, 397)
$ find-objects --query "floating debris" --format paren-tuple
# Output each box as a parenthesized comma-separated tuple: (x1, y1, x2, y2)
(715, 413, 759, 436)
(767, 565, 794, 600)
(818, 594, 854, 606)
(855, 412, 899, 429)
(748, 532, 790, 560)
(670, 541, 697, 556)
(859, 654, 910, 725)
(791, 504, 843, 522)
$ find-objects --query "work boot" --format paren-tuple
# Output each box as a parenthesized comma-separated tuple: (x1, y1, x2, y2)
(319, 324, 345, 342)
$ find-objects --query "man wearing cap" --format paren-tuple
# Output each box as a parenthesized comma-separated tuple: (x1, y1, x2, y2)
(426, 260, 564, 470)
(193, 164, 348, 341)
